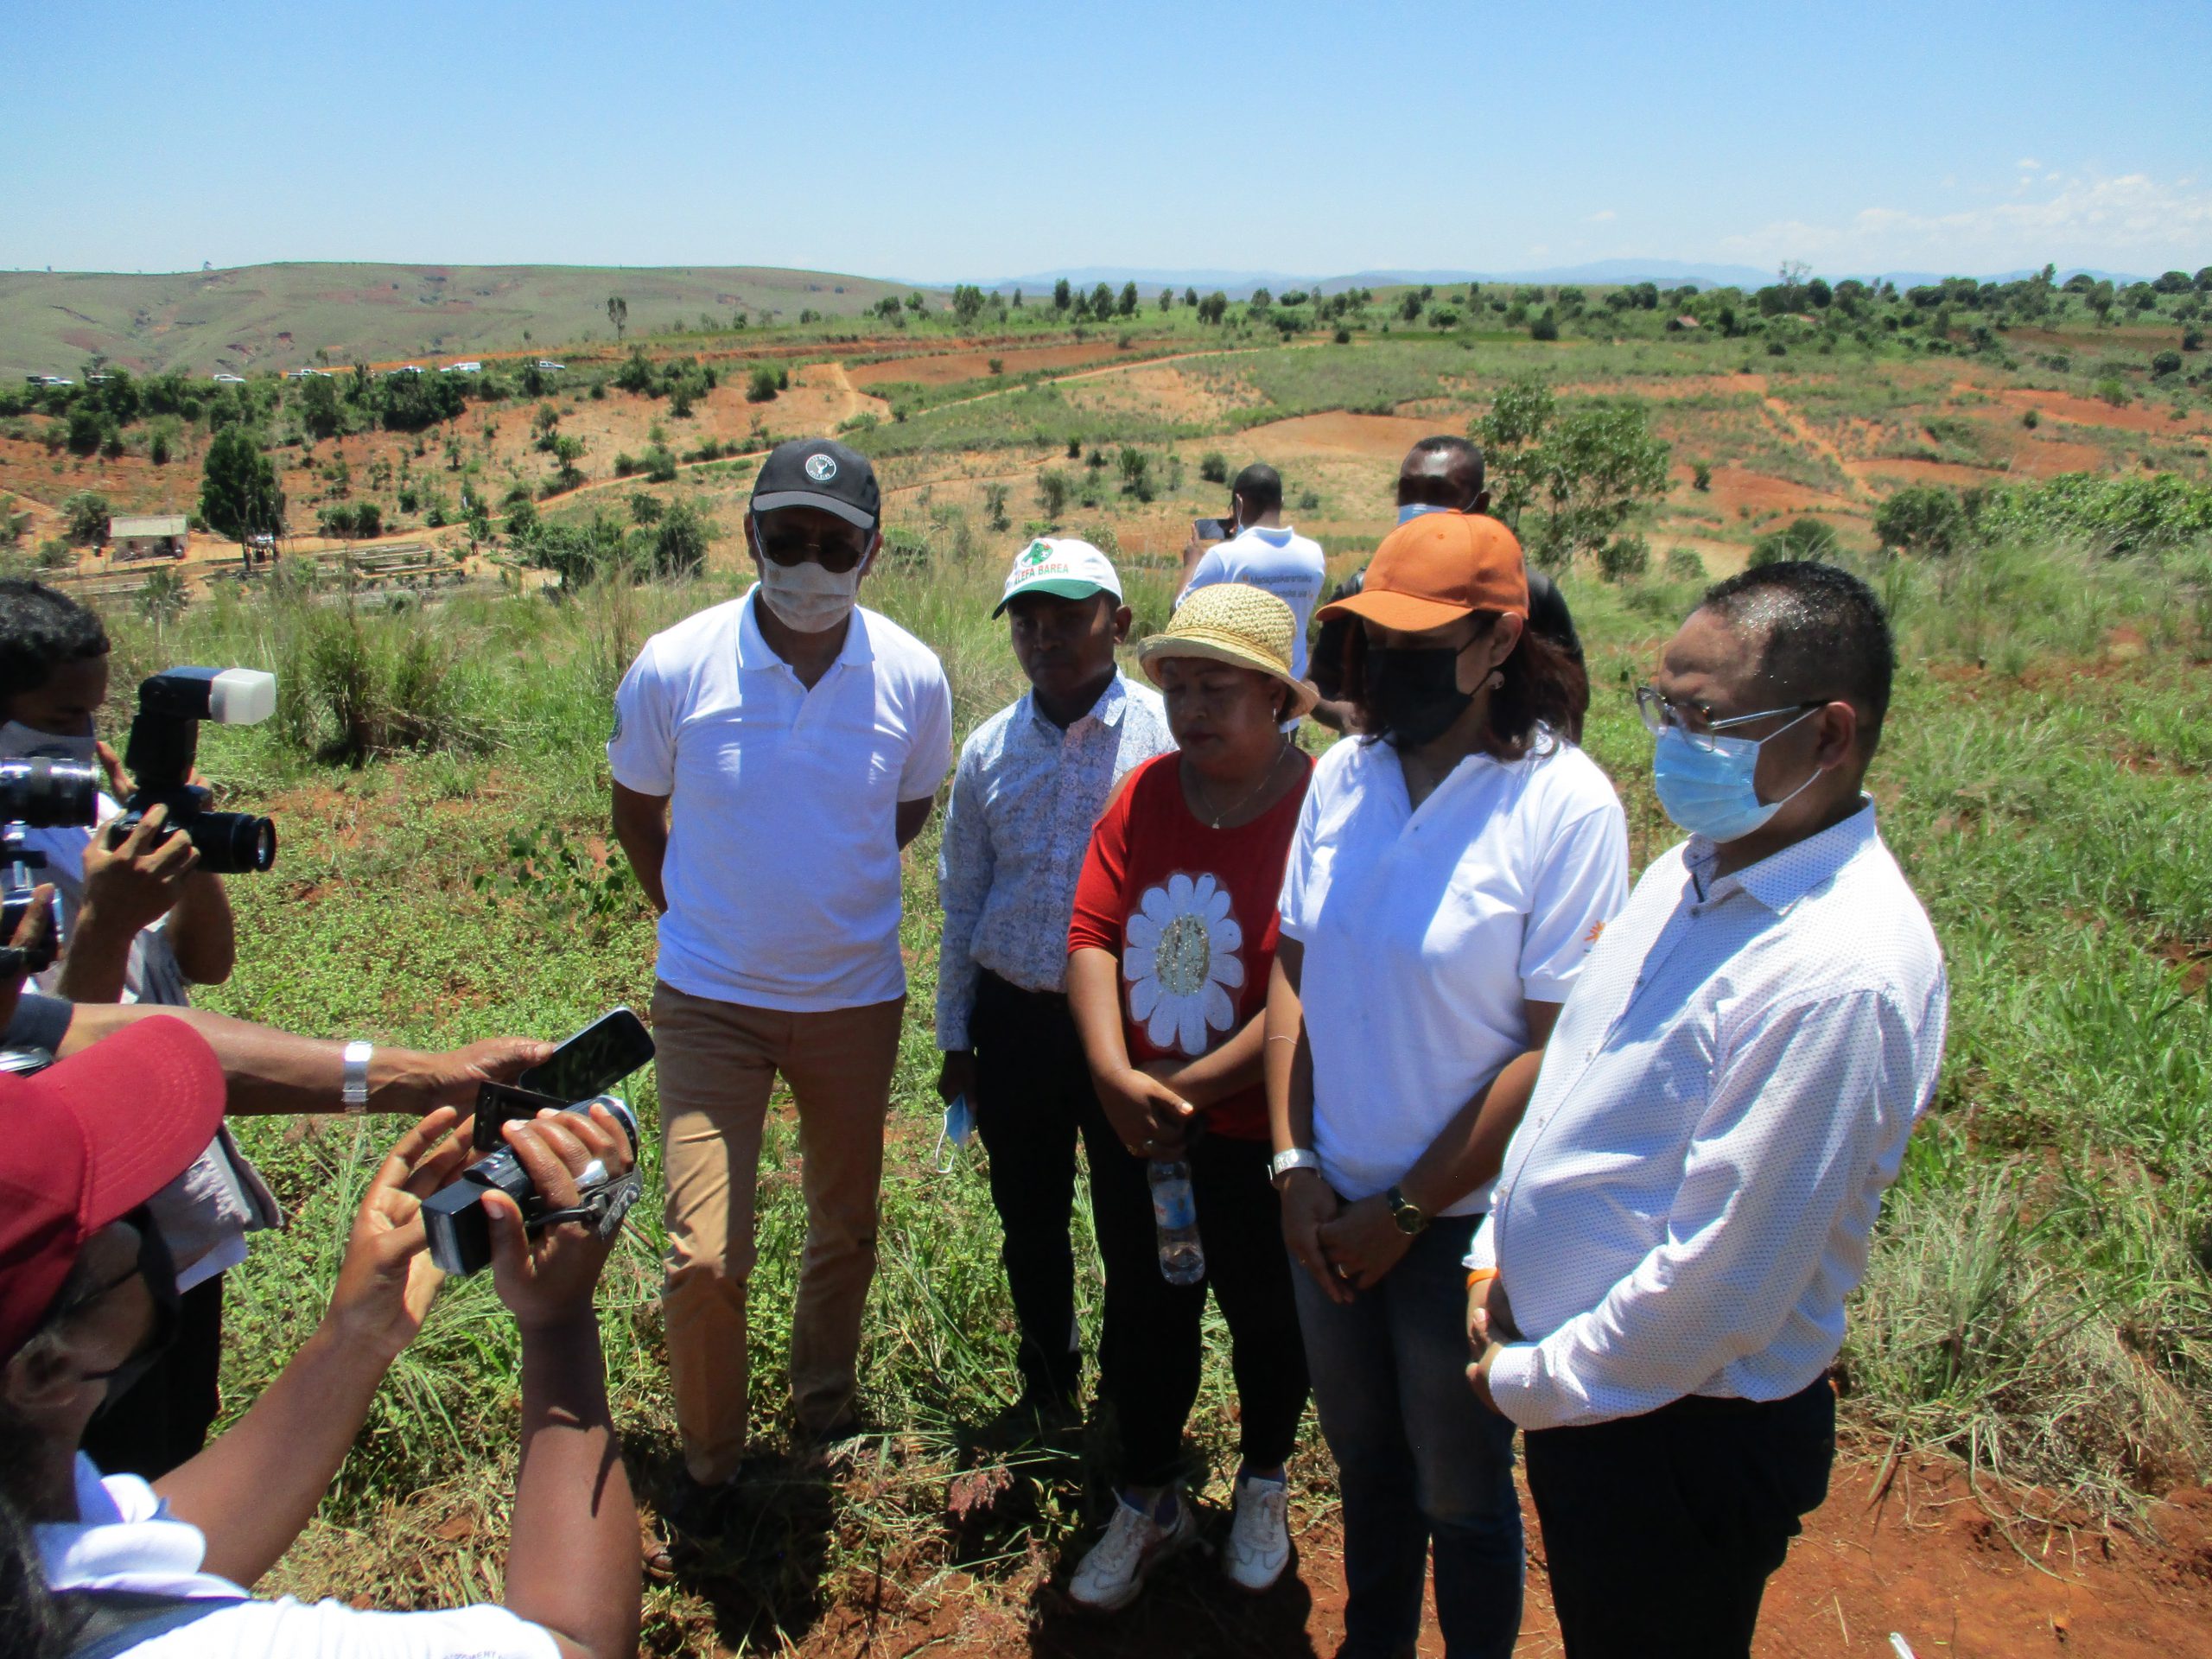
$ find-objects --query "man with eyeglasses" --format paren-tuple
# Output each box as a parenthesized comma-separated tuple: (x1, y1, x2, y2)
(608, 438, 952, 1537)
(1463, 560, 1948, 1658)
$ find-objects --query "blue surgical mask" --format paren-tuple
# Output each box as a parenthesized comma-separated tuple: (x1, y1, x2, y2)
(1396, 502, 1458, 524)
(1650, 709, 1821, 843)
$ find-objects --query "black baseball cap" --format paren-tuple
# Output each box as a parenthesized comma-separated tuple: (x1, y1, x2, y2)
(751, 438, 880, 531)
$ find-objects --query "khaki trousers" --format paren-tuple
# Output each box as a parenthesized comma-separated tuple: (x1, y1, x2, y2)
(652, 979, 906, 1484)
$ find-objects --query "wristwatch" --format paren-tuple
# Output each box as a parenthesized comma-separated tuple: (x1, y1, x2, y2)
(342, 1040, 374, 1113)
(1386, 1184, 1430, 1236)
(1268, 1147, 1322, 1184)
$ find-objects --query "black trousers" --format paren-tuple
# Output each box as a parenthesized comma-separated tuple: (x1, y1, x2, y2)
(970, 970, 1105, 1405)
(81, 1274, 225, 1480)
(1522, 1376, 1836, 1659)
(1088, 1117, 1309, 1489)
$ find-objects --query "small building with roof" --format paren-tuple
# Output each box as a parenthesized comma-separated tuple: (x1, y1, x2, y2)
(108, 513, 189, 561)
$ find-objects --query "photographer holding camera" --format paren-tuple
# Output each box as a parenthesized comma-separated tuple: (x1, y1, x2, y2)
(0, 581, 270, 1480)
(2, 1018, 641, 1659)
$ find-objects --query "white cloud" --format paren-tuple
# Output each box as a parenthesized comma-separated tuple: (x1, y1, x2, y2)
(2017, 157, 2041, 170)
(1713, 172, 2212, 272)
(1586, 209, 1616, 223)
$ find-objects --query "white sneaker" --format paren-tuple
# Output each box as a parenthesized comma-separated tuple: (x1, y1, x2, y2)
(1222, 1472, 1291, 1593)
(1069, 1491, 1192, 1612)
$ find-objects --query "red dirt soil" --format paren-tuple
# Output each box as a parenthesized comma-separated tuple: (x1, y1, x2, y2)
(760, 1452, 2212, 1658)
(1236, 411, 1450, 460)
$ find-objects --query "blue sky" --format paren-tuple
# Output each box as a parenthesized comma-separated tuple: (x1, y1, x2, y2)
(8, 0, 2209, 280)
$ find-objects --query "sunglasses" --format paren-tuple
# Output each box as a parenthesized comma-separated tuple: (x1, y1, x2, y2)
(754, 529, 870, 574)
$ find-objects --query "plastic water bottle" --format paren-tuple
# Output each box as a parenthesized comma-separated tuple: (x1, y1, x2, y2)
(1148, 1158, 1205, 1284)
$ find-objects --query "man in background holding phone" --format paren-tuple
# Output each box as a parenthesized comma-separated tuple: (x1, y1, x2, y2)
(608, 440, 954, 1538)
(1178, 463, 1327, 703)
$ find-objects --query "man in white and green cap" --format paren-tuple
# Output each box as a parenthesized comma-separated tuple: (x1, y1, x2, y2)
(935, 537, 1174, 1429)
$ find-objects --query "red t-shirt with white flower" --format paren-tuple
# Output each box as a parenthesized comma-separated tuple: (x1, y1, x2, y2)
(1067, 750, 1313, 1141)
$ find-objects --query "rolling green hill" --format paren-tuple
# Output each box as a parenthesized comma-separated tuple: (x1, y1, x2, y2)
(0, 262, 924, 378)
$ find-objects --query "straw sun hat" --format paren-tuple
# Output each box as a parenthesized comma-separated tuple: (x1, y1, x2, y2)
(1137, 582, 1320, 718)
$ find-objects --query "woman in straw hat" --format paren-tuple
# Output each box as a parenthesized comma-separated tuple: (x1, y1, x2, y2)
(1062, 582, 1318, 1612)
(1265, 512, 1628, 1658)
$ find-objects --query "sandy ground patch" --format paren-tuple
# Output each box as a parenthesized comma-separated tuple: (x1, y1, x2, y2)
(1061, 363, 1249, 425)
(1855, 457, 2010, 489)
(1236, 411, 1453, 461)
(848, 341, 1139, 388)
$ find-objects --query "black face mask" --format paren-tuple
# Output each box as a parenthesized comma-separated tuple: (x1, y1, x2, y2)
(1363, 643, 1475, 747)
(82, 1212, 181, 1421)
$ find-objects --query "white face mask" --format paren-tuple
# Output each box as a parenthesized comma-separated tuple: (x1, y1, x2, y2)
(755, 548, 866, 633)
(0, 720, 98, 766)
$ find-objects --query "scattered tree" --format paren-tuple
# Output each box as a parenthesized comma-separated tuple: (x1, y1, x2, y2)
(61, 491, 111, 545)
(1872, 485, 1969, 556)
(607, 296, 628, 342)
(199, 429, 284, 542)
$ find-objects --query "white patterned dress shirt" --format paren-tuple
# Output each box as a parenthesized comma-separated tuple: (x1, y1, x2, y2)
(1471, 800, 1948, 1431)
(935, 675, 1175, 1048)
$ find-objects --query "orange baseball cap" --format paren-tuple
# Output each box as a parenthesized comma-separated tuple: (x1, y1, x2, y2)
(1318, 512, 1530, 632)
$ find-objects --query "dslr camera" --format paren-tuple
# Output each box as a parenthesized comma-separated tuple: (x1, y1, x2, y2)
(422, 1008, 655, 1277)
(118, 669, 279, 874)
(0, 755, 102, 975)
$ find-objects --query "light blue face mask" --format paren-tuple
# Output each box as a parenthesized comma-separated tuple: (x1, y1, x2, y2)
(1649, 708, 1821, 843)
(1396, 502, 1458, 524)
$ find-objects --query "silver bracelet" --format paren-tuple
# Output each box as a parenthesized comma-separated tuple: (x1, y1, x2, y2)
(342, 1040, 373, 1113)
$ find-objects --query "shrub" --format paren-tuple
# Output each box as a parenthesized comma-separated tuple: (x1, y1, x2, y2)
(1529, 308, 1560, 341)
(628, 492, 664, 526)
(2022, 409, 2040, 429)
(1692, 461, 1712, 492)
(1199, 452, 1228, 484)
(2096, 378, 2128, 408)
(1750, 517, 1840, 567)
(277, 605, 480, 765)
(1872, 486, 1968, 556)
(1034, 468, 1071, 518)
(1598, 533, 1649, 582)
(643, 445, 678, 484)
(1662, 546, 1707, 581)
(61, 490, 111, 545)
(982, 482, 1010, 532)
(2150, 350, 2183, 378)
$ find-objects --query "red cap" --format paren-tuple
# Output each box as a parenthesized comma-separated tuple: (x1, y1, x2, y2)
(0, 1017, 226, 1361)
(1318, 512, 1530, 632)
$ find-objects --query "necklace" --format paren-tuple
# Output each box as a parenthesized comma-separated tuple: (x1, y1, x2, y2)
(1188, 741, 1294, 829)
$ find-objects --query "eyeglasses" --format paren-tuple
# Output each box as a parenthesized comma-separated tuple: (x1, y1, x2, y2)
(1634, 685, 1823, 752)
(755, 531, 869, 574)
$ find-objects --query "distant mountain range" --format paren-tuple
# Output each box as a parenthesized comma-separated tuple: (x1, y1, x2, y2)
(982, 261, 2152, 296)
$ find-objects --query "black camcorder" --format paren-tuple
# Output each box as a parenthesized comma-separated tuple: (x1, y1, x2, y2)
(118, 669, 279, 875)
(0, 755, 102, 974)
(422, 1008, 656, 1277)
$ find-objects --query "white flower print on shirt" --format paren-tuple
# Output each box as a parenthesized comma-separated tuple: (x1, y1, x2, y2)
(1123, 872, 1245, 1055)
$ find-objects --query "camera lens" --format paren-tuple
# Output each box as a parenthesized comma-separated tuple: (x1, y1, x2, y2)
(0, 759, 99, 829)
(189, 812, 277, 874)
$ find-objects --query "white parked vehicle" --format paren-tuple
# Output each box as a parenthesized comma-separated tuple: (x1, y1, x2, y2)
(213, 372, 245, 384)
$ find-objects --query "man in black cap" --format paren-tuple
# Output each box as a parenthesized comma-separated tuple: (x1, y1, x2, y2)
(608, 440, 952, 1530)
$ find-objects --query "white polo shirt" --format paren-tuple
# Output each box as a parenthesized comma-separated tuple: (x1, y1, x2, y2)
(38, 1454, 558, 1658)
(608, 588, 954, 1012)
(1278, 731, 1628, 1216)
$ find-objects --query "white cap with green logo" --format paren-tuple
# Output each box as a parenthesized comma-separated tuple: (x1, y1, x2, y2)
(992, 537, 1124, 618)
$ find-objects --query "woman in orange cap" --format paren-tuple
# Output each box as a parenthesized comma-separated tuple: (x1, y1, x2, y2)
(1264, 513, 1629, 1658)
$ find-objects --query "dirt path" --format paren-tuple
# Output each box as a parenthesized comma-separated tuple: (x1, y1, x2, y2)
(725, 1451, 2212, 1659)
(1762, 394, 1875, 501)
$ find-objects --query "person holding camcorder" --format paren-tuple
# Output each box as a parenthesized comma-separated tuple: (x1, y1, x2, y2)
(1, 1019, 641, 1659)
(0, 581, 283, 1479)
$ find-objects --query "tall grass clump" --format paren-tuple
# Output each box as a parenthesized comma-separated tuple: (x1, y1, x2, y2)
(276, 601, 493, 765)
